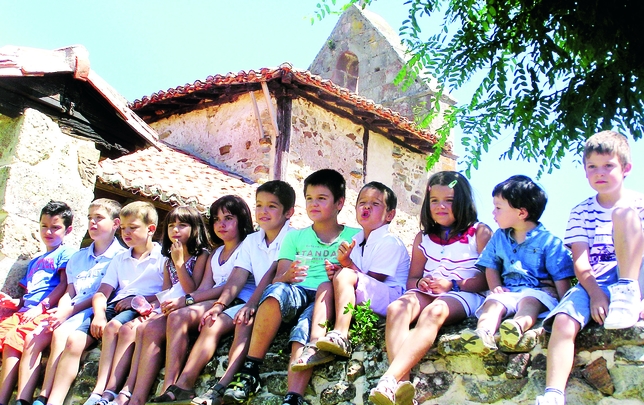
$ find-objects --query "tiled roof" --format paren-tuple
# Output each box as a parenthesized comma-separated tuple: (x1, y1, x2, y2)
(96, 142, 314, 228)
(131, 63, 452, 155)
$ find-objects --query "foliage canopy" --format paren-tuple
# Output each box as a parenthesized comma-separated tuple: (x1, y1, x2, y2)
(313, 0, 644, 176)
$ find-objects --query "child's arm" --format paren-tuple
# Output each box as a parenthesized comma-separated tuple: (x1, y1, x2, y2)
(90, 283, 115, 339)
(20, 271, 69, 323)
(407, 232, 428, 291)
(200, 265, 251, 329)
(172, 244, 206, 293)
(570, 241, 609, 324)
(235, 261, 278, 324)
(273, 258, 303, 284)
(486, 268, 507, 294)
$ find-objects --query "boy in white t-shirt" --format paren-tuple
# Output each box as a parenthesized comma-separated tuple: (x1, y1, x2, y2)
(291, 181, 410, 372)
(83, 201, 165, 405)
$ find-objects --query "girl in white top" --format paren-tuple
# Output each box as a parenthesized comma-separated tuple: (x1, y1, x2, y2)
(148, 195, 254, 405)
(370, 171, 493, 405)
(99, 206, 210, 405)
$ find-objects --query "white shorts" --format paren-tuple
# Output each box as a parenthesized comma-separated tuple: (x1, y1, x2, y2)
(355, 272, 404, 317)
(475, 286, 559, 319)
(408, 289, 486, 317)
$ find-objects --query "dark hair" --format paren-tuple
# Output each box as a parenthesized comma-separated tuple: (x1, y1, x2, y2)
(303, 169, 346, 202)
(420, 171, 478, 238)
(360, 181, 397, 211)
(89, 198, 122, 220)
(257, 180, 296, 213)
(208, 195, 254, 246)
(40, 200, 73, 228)
(493, 175, 547, 223)
(161, 206, 211, 258)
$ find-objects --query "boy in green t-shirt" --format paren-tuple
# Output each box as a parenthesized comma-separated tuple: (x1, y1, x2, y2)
(222, 169, 359, 405)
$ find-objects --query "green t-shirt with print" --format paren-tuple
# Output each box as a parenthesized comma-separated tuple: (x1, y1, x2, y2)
(278, 225, 360, 290)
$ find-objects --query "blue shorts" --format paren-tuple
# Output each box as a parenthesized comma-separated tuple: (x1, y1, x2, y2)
(76, 298, 139, 335)
(259, 282, 316, 345)
(542, 271, 618, 332)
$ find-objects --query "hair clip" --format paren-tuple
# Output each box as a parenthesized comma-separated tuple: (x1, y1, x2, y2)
(448, 180, 458, 188)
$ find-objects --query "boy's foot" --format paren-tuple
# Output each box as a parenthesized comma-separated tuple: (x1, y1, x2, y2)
(394, 380, 416, 405)
(499, 319, 524, 347)
(83, 393, 102, 405)
(369, 375, 396, 405)
(281, 392, 305, 405)
(290, 343, 335, 372)
(222, 372, 260, 404)
(150, 385, 196, 404)
(191, 383, 225, 405)
(316, 330, 351, 357)
(604, 282, 641, 329)
(461, 328, 498, 355)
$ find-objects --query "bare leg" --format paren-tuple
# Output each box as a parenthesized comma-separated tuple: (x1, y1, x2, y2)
(38, 324, 75, 399)
(92, 320, 123, 396)
(247, 297, 283, 359)
(285, 342, 313, 394)
(613, 207, 644, 280)
(45, 331, 96, 405)
(513, 297, 546, 332)
(17, 329, 52, 402)
(476, 299, 506, 333)
(545, 313, 581, 391)
(385, 292, 428, 364)
(101, 320, 141, 401)
(174, 314, 235, 390)
(309, 282, 334, 342)
(218, 318, 254, 387)
(125, 316, 168, 405)
(384, 297, 465, 382)
(161, 303, 209, 392)
(330, 271, 357, 337)
(0, 345, 23, 405)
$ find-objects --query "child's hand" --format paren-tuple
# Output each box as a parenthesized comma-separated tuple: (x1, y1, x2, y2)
(491, 286, 509, 294)
(286, 260, 307, 284)
(590, 291, 610, 325)
(90, 315, 107, 339)
(337, 240, 355, 268)
(20, 304, 45, 324)
(115, 296, 134, 313)
(427, 277, 452, 294)
(160, 297, 183, 315)
(234, 304, 256, 325)
(325, 260, 341, 280)
(199, 305, 223, 331)
(171, 240, 185, 268)
(45, 308, 67, 330)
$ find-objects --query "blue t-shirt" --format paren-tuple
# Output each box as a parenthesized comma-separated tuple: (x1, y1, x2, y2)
(20, 244, 77, 311)
(278, 225, 360, 290)
(476, 223, 574, 288)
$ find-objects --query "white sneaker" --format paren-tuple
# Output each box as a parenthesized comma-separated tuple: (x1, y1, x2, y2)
(82, 393, 102, 405)
(535, 394, 564, 405)
(604, 282, 641, 329)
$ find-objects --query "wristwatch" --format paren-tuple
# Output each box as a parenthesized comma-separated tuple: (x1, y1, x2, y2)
(451, 280, 461, 292)
(185, 294, 195, 306)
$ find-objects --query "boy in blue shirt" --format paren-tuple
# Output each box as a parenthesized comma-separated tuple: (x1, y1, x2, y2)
(536, 131, 644, 405)
(222, 169, 359, 405)
(462, 175, 574, 355)
(0, 201, 77, 405)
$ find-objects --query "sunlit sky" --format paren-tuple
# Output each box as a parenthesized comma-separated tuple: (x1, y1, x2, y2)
(2, 1, 642, 238)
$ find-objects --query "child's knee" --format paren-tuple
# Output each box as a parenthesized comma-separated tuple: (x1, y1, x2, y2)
(612, 206, 642, 230)
(104, 321, 121, 337)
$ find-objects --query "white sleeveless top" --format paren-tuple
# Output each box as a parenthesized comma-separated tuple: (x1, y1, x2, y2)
(418, 223, 481, 282)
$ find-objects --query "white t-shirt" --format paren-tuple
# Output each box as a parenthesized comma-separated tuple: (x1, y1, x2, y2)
(67, 238, 126, 305)
(349, 224, 410, 289)
(102, 243, 165, 303)
(235, 221, 295, 302)
(211, 244, 242, 288)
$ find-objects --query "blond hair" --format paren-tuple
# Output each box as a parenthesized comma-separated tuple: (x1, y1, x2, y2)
(89, 198, 122, 220)
(583, 130, 631, 168)
(120, 201, 158, 226)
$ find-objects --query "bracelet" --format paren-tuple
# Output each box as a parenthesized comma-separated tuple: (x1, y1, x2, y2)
(416, 278, 422, 288)
(213, 301, 227, 309)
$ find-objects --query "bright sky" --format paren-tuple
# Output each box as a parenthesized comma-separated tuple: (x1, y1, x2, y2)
(2, 1, 643, 238)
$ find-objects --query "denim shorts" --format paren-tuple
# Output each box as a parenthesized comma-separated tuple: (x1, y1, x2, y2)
(76, 298, 139, 335)
(259, 282, 316, 345)
(542, 271, 618, 332)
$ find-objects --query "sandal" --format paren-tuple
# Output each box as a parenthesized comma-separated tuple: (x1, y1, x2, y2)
(150, 385, 196, 404)
(191, 383, 225, 405)
(290, 343, 335, 372)
(315, 330, 352, 357)
(499, 319, 523, 347)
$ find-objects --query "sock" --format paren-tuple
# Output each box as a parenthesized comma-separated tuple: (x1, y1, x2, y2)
(241, 356, 262, 379)
(14, 400, 30, 405)
(32, 396, 48, 405)
(543, 387, 564, 399)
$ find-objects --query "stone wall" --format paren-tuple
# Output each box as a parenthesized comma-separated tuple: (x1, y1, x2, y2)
(148, 91, 275, 184)
(0, 109, 99, 296)
(61, 319, 644, 405)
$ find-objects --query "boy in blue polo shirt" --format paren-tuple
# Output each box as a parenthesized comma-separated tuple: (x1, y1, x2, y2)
(462, 175, 574, 355)
(0, 201, 77, 405)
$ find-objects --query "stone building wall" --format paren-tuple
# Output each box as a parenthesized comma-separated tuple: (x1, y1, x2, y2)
(148, 91, 276, 183)
(0, 109, 99, 296)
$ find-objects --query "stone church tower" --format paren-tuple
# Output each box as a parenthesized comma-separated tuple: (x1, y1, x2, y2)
(309, 4, 457, 134)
